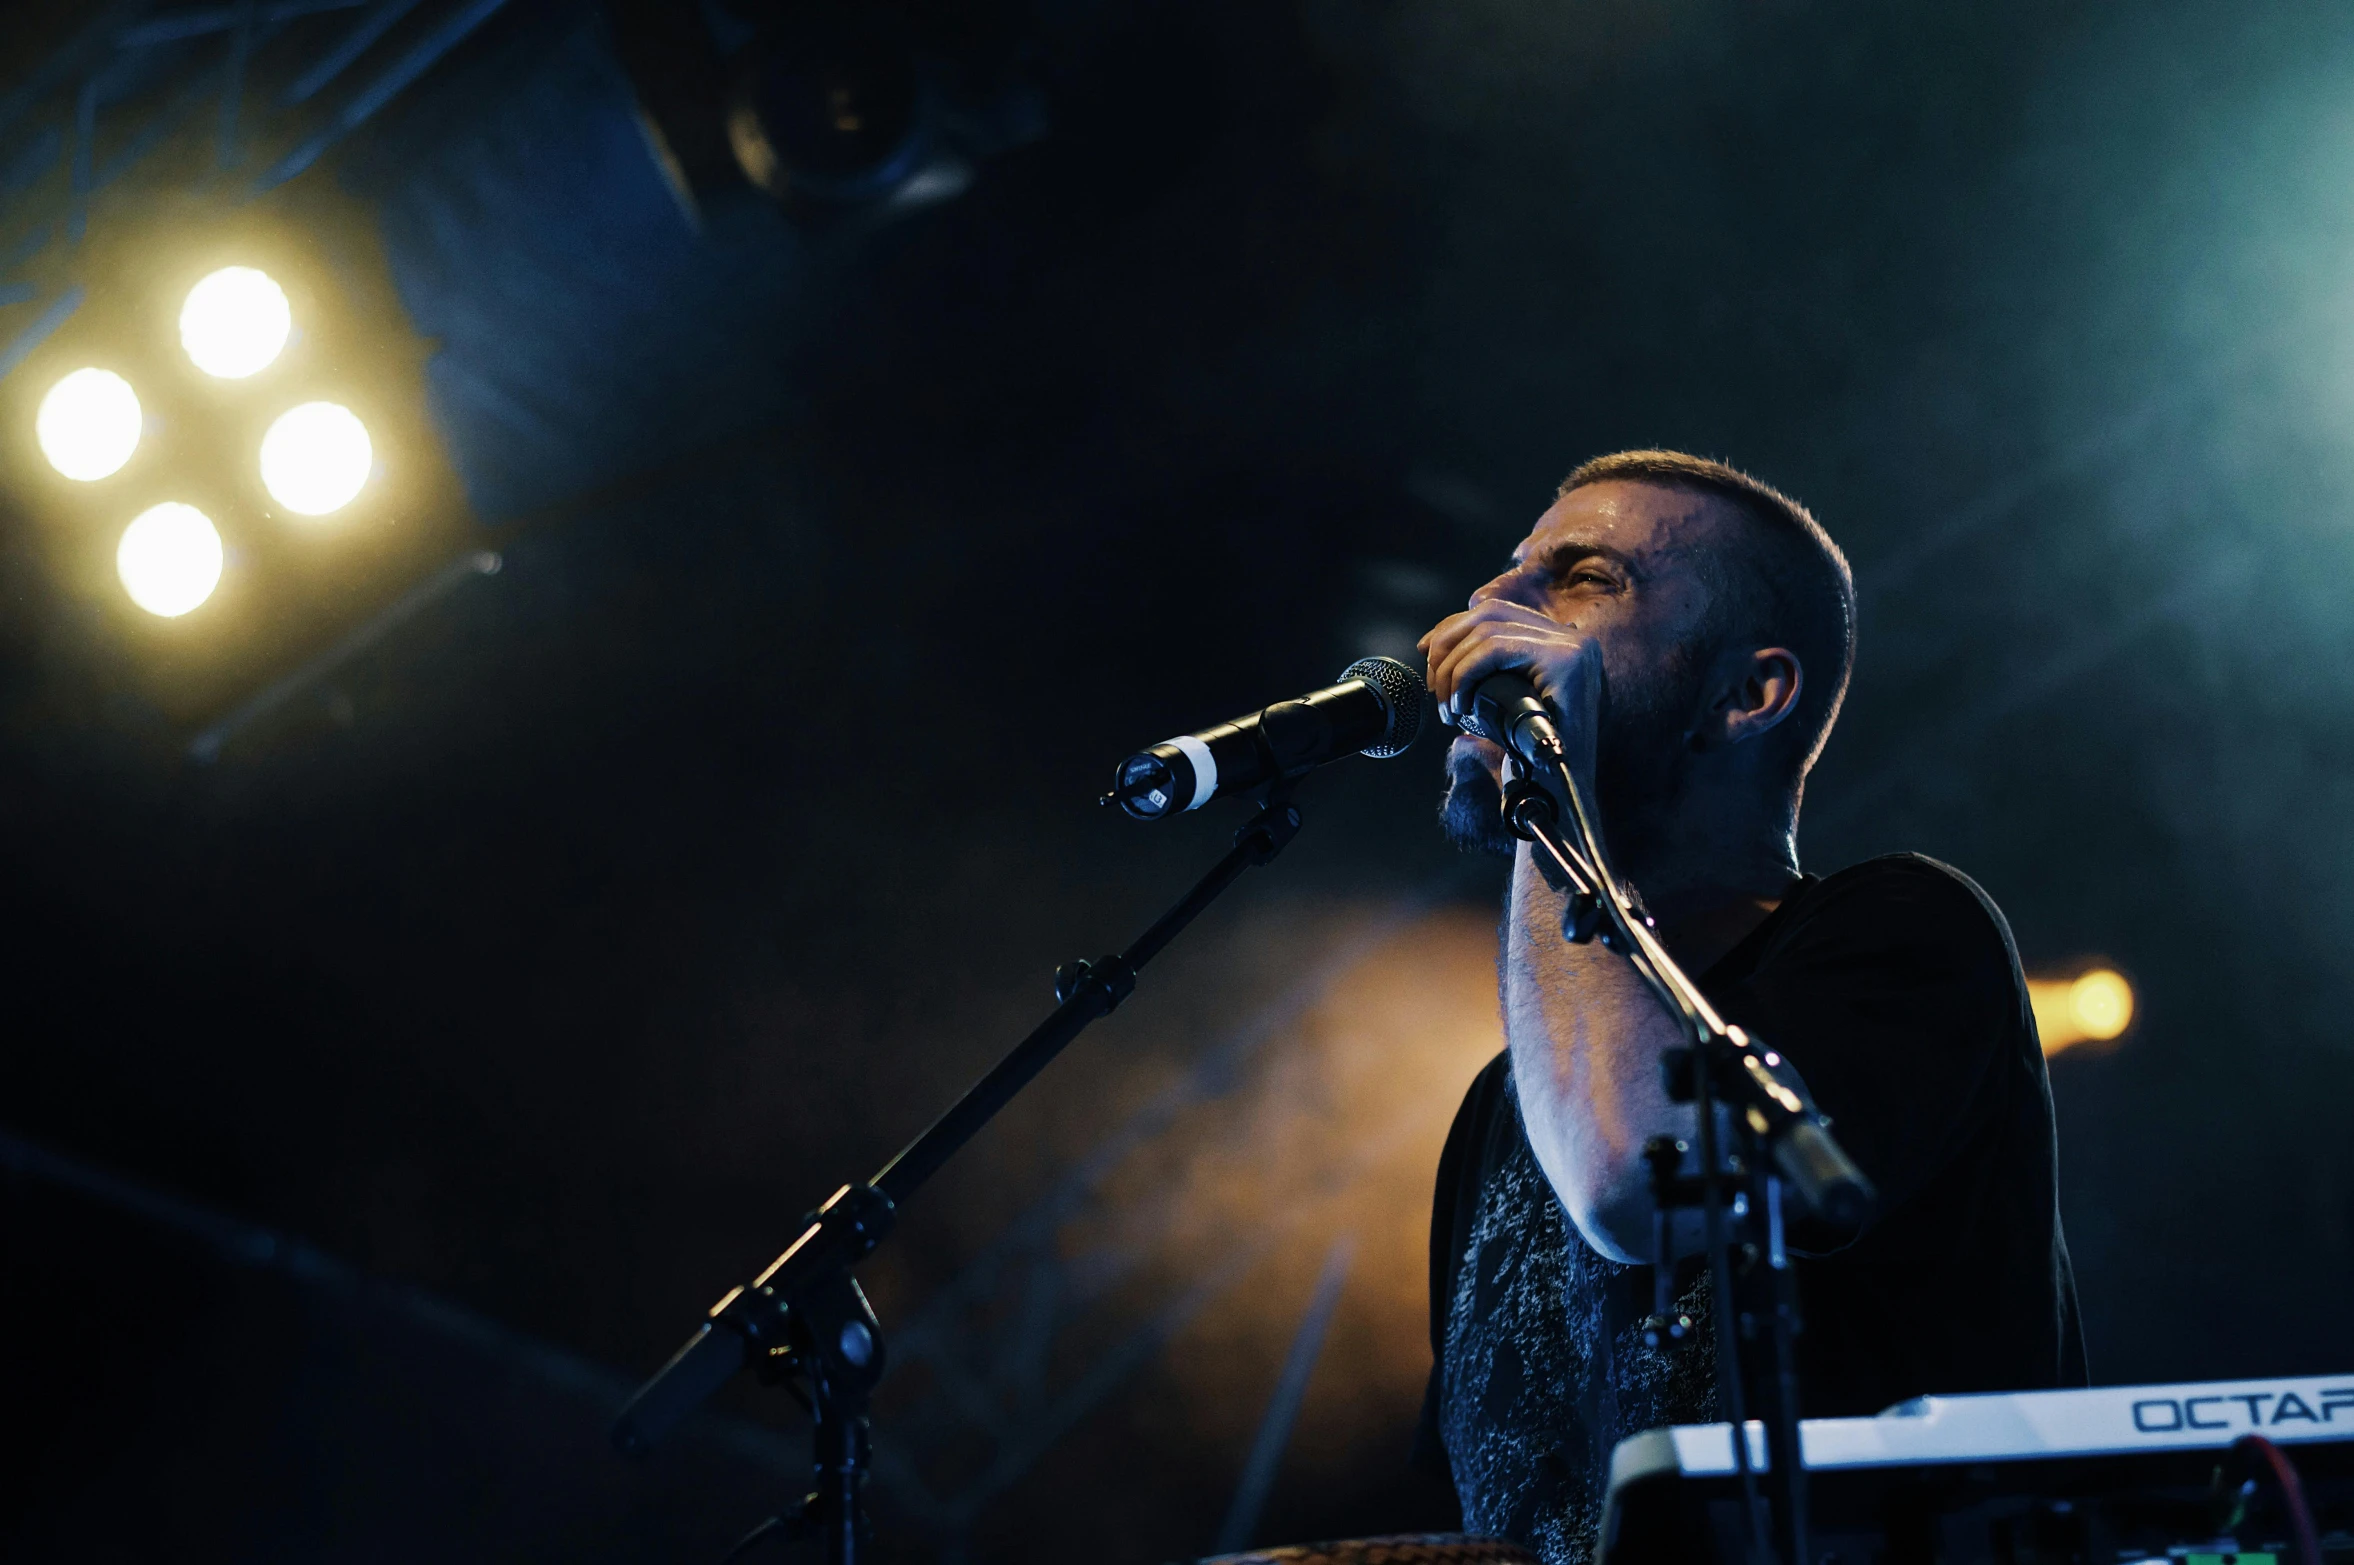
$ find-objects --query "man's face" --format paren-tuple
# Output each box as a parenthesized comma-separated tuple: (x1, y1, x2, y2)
(1438, 480, 1730, 860)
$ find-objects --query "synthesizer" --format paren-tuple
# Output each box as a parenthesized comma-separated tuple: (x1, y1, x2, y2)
(1600, 1374, 2354, 1564)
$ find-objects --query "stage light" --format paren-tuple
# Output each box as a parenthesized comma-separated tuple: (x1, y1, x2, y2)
(36, 368, 142, 480)
(258, 401, 371, 515)
(117, 502, 223, 617)
(180, 266, 291, 379)
(2067, 969, 2133, 1038)
(2029, 965, 2136, 1056)
(723, 0, 923, 205)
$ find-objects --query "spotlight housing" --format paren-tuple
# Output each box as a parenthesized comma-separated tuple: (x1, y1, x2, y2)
(36, 368, 142, 481)
(725, 0, 923, 205)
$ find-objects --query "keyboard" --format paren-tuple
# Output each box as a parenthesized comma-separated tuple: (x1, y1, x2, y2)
(1601, 1375, 2354, 1564)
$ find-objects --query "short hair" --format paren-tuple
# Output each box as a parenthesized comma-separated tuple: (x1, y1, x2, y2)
(1558, 449, 1855, 792)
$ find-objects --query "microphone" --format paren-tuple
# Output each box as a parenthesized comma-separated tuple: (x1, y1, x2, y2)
(1108, 656, 1424, 820)
(1453, 668, 1564, 765)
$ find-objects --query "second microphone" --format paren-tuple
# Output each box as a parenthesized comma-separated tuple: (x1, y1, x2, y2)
(1108, 656, 1425, 820)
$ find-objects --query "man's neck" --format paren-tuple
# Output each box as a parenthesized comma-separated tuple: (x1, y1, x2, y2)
(1613, 799, 1799, 977)
(1649, 882, 1792, 975)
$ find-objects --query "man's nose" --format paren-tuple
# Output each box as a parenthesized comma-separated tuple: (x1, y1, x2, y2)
(1469, 566, 1540, 611)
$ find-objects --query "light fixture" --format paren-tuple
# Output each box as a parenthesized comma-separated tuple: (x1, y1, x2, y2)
(35, 367, 142, 480)
(117, 502, 224, 617)
(724, 0, 923, 206)
(2028, 966, 2136, 1056)
(258, 401, 372, 515)
(180, 266, 292, 379)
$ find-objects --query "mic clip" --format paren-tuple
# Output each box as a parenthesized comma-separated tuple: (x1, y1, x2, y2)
(1501, 775, 1604, 945)
(1462, 676, 1567, 767)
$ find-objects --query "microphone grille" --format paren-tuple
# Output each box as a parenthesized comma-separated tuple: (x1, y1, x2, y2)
(1340, 655, 1425, 758)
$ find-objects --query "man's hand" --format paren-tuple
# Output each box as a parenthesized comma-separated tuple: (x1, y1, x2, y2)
(1419, 599, 1607, 777)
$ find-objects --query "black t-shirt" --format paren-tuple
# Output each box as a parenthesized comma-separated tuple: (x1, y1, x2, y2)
(1415, 853, 2087, 1564)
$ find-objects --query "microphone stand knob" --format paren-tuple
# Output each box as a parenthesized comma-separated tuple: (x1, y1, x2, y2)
(1562, 891, 1602, 944)
(1053, 955, 1136, 1010)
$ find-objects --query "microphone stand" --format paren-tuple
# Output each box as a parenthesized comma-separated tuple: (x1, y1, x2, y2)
(1492, 725, 1873, 1565)
(612, 782, 1311, 1564)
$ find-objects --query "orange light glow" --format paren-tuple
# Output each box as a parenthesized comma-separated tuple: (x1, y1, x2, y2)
(2028, 966, 2136, 1056)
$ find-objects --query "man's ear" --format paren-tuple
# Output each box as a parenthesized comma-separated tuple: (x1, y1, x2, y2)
(1695, 647, 1803, 751)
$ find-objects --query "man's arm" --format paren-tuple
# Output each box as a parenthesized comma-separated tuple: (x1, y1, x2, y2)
(1424, 594, 1793, 1264)
(1503, 840, 1697, 1264)
(1424, 598, 1709, 1264)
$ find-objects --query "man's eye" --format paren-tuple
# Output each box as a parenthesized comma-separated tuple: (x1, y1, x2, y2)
(1567, 570, 1614, 589)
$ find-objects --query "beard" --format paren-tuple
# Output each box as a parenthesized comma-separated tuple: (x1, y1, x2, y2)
(1436, 648, 1706, 873)
(1439, 737, 1520, 858)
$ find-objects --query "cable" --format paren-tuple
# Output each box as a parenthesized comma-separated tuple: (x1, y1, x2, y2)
(715, 1504, 825, 1565)
(2229, 1434, 2323, 1565)
(716, 1515, 788, 1564)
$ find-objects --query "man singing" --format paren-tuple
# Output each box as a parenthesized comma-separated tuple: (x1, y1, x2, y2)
(1413, 450, 2085, 1563)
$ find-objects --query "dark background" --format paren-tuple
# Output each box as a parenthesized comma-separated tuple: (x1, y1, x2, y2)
(1, 0, 2351, 1559)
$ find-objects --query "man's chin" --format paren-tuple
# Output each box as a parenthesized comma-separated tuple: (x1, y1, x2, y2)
(1440, 735, 1518, 858)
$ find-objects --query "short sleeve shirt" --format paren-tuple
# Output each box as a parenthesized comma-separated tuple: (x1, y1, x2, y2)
(1415, 853, 2087, 1563)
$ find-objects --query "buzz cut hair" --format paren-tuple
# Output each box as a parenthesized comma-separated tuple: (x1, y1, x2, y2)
(1559, 449, 1856, 792)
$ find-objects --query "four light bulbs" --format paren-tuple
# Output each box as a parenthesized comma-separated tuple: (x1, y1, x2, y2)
(31, 265, 380, 617)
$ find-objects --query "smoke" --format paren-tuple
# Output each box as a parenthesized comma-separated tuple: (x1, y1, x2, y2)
(867, 895, 1508, 1556)
(1140, 902, 1505, 1433)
